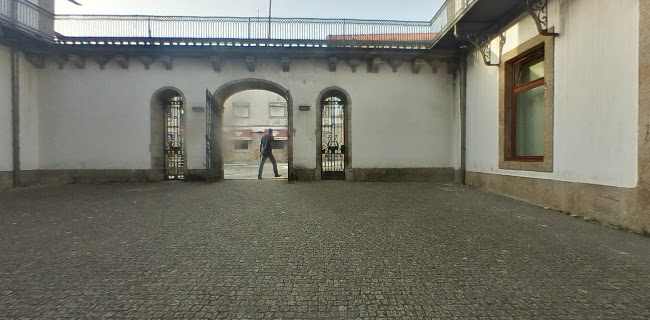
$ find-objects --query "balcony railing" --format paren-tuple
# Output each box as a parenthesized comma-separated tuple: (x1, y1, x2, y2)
(0, 0, 54, 40)
(429, 0, 479, 44)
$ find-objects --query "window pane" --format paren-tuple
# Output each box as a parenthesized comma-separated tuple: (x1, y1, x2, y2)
(233, 102, 249, 118)
(234, 141, 249, 150)
(269, 106, 285, 118)
(516, 59, 544, 85)
(515, 86, 545, 157)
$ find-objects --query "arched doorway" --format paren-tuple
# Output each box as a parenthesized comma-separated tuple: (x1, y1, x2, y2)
(318, 88, 351, 180)
(222, 90, 289, 179)
(151, 88, 186, 181)
(208, 79, 293, 182)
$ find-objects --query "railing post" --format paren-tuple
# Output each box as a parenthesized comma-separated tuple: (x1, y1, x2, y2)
(10, 0, 17, 23)
(267, 0, 272, 39)
(148, 17, 152, 37)
(447, 0, 455, 26)
(248, 17, 251, 39)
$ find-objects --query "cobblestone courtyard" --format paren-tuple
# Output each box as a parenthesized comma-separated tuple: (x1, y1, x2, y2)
(1, 181, 649, 319)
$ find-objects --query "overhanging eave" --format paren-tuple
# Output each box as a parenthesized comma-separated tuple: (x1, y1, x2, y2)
(430, 0, 527, 50)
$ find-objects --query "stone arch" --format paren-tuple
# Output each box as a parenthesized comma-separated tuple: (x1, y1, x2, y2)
(150, 86, 187, 181)
(211, 78, 294, 180)
(316, 86, 352, 180)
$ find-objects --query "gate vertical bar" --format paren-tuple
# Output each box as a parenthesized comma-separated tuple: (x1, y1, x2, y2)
(205, 89, 222, 182)
(205, 89, 214, 182)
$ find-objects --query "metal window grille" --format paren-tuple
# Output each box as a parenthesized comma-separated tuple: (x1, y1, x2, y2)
(165, 96, 185, 180)
(321, 96, 345, 179)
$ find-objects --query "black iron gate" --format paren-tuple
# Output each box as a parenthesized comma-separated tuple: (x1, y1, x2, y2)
(321, 96, 345, 180)
(165, 96, 185, 180)
(205, 89, 221, 182)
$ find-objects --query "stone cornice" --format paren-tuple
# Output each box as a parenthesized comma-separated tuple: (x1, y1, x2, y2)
(17, 39, 457, 74)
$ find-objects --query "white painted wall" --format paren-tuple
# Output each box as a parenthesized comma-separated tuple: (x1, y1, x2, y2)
(465, 0, 639, 187)
(451, 66, 462, 171)
(19, 53, 40, 170)
(349, 65, 453, 168)
(37, 56, 454, 171)
(0, 45, 12, 172)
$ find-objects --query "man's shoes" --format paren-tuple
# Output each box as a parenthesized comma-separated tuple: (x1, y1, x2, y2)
(257, 176, 262, 179)
(274, 175, 282, 177)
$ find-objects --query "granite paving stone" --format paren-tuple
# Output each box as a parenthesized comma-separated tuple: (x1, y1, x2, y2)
(0, 181, 649, 319)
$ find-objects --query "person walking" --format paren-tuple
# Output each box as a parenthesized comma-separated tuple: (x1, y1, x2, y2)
(258, 128, 281, 179)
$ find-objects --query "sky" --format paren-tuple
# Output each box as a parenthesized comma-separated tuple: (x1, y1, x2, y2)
(55, 0, 446, 21)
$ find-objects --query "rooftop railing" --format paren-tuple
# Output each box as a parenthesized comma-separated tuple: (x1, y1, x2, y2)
(0, 0, 479, 49)
(54, 15, 439, 47)
(0, 0, 54, 40)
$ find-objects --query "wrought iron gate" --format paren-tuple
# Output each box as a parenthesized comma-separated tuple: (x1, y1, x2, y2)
(321, 96, 345, 180)
(205, 89, 221, 182)
(165, 96, 184, 180)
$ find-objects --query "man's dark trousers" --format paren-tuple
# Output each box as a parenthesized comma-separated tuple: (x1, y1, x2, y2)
(258, 152, 279, 178)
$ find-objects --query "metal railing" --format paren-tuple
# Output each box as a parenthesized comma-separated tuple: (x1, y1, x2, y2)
(55, 15, 439, 46)
(0, 0, 54, 40)
(429, 0, 479, 42)
(0, 0, 479, 48)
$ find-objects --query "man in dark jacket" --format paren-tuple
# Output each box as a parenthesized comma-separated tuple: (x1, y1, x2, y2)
(258, 128, 281, 179)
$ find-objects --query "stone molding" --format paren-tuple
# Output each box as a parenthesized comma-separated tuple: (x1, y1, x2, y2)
(498, 33, 554, 172)
(352, 168, 455, 182)
(0, 171, 12, 190)
(18, 50, 454, 74)
(466, 171, 647, 233)
(18, 169, 163, 185)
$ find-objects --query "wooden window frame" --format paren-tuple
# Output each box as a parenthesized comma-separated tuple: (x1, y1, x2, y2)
(510, 52, 545, 162)
(499, 34, 554, 172)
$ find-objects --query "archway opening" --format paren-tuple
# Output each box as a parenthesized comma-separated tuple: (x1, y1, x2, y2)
(209, 79, 293, 181)
(222, 90, 288, 180)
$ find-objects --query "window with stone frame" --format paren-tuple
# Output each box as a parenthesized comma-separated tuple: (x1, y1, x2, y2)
(233, 102, 250, 118)
(499, 34, 554, 172)
(269, 102, 287, 118)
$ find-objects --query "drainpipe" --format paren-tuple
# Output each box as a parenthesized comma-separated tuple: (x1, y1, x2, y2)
(458, 52, 467, 185)
(11, 48, 20, 187)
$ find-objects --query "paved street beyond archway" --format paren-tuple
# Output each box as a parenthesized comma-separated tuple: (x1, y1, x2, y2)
(225, 163, 289, 180)
(1, 181, 649, 319)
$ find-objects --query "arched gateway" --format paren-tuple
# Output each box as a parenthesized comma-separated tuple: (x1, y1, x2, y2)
(206, 79, 293, 182)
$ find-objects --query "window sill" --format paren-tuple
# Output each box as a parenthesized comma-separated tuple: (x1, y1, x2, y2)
(499, 160, 553, 172)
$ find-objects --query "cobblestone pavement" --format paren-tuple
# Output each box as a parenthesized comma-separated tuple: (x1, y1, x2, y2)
(1, 181, 649, 319)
